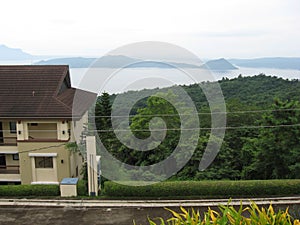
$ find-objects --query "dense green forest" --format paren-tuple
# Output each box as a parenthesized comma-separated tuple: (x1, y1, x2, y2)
(94, 74, 300, 181)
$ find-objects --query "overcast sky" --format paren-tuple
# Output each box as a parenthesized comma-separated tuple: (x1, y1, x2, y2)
(1, 0, 299, 59)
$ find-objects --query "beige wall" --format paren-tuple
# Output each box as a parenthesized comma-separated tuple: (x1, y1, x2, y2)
(70, 111, 88, 143)
(27, 123, 57, 139)
(5, 154, 19, 168)
(17, 120, 71, 141)
(1, 120, 17, 138)
(18, 142, 71, 184)
(3, 113, 88, 184)
(1, 121, 17, 145)
(69, 151, 83, 178)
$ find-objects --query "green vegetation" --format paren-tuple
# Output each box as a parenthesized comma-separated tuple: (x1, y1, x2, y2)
(143, 202, 300, 225)
(77, 179, 88, 196)
(103, 180, 300, 198)
(96, 75, 300, 181)
(0, 184, 59, 196)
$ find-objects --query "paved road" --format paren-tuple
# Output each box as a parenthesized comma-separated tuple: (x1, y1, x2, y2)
(0, 197, 299, 225)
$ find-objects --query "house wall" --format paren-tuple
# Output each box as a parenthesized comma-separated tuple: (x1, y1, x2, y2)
(5, 154, 19, 168)
(27, 123, 57, 139)
(2, 111, 88, 184)
(18, 142, 71, 184)
(17, 120, 70, 141)
(1, 120, 17, 145)
(70, 111, 88, 143)
(68, 112, 89, 179)
(69, 151, 83, 178)
(2, 121, 17, 138)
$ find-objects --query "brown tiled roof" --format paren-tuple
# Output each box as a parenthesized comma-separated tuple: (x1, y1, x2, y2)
(0, 65, 96, 119)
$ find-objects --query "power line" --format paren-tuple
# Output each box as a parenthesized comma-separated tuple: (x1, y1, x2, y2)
(2, 122, 300, 133)
(6, 123, 300, 155)
(1, 108, 299, 120)
(91, 123, 300, 132)
(89, 108, 300, 118)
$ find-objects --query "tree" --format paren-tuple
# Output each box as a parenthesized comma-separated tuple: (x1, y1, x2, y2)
(95, 92, 115, 152)
(243, 99, 300, 179)
(129, 90, 181, 166)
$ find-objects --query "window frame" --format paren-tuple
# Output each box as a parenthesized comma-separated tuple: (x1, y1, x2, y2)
(35, 157, 53, 168)
(12, 154, 19, 160)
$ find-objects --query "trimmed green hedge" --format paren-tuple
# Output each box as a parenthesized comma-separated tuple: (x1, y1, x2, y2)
(77, 180, 88, 196)
(103, 180, 300, 197)
(0, 184, 59, 197)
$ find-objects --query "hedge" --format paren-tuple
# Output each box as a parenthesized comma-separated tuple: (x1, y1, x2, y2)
(0, 184, 59, 197)
(103, 180, 300, 198)
(77, 179, 88, 196)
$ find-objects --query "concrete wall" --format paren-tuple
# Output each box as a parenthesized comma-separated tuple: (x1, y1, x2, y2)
(1, 120, 17, 144)
(18, 142, 71, 184)
(17, 120, 71, 141)
(70, 112, 88, 143)
(3, 113, 88, 184)
(27, 123, 57, 139)
(1, 121, 17, 138)
(5, 154, 19, 168)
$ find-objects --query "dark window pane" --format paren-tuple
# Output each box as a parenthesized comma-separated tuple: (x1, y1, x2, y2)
(9, 122, 16, 134)
(13, 154, 19, 160)
(35, 157, 53, 168)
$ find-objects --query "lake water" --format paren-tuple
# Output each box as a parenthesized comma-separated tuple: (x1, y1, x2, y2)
(1, 60, 299, 94)
(70, 67, 300, 94)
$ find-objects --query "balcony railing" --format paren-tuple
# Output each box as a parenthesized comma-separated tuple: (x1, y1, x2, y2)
(0, 165, 20, 174)
(0, 137, 17, 146)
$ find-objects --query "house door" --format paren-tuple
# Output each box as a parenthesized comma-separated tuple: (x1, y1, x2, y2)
(0, 122, 3, 144)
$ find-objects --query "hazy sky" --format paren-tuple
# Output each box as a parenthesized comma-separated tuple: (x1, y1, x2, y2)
(1, 0, 299, 59)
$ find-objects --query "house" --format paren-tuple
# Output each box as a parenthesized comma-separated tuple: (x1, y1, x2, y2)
(0, 65, 96, 185)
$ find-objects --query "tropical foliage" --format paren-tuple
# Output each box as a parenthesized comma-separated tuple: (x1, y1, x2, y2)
(95, 75, 300, 181)
(143, 202, 300, 225)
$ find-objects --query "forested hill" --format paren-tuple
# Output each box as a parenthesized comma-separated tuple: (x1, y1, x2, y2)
(218, 74, 300, 106)
(97, 74, 300, 181)
(111, 74, 300, 113)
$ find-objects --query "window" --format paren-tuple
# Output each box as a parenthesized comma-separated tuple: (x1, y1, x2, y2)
(30, 123, 38, 126)
(35, 157, 53, 168)
(9, 122, 16, 134)
(12, 154, 19, 160)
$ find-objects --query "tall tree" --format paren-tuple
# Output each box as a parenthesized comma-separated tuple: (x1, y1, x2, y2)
(95, 92, 115, 153)
(243, 99, 300, 179)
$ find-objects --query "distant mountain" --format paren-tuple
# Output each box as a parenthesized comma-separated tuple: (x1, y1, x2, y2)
(228, 57, 300, 70)
(35, 57, 96, 68)
(35, 55, 201, 68)
(35, 55, 239, 70)
(36, 56, 300, 71)
(0, 44, 33, 60)
(202, 58, 238, 70)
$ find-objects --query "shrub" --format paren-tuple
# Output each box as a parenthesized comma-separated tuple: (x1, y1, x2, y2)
(77, 179, 88, 196)
(0, 184, 59, 196)
(144, 202, 300, 225)
(104, 180, 300, 198)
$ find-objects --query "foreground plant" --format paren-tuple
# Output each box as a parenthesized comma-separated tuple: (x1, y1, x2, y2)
(136, 201, 300, 225)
